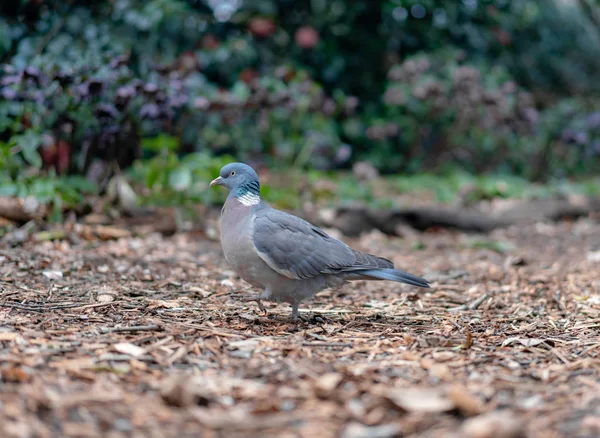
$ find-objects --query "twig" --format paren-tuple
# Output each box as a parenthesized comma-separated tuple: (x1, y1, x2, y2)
(70, 301, 122, 310)
(468, 293, 490, 310)
(0, 280, 45, 294)
(0, 303, 47, 312)
(95, 354, 153, 362)
(99, 324, 162, 334)
(448, 293, 490, 313)
(0, 301, 86, 312)
(299, 308, 351, 314)
(301, 342, 353, 348)
(164, 344, 191, 366)
(551, 348, 570, 365)
(578, 343, 600, 357)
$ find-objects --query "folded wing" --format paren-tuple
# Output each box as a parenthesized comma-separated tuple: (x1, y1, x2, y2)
(253, 209, 393, 280)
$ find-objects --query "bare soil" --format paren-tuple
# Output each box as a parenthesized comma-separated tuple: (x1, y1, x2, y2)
(1, 218, 599, 438)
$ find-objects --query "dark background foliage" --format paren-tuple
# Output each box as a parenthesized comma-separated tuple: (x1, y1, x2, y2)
(1, 0, 600, 208)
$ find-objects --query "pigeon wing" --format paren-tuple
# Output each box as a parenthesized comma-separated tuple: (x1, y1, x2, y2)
(252, 209, 392, 280)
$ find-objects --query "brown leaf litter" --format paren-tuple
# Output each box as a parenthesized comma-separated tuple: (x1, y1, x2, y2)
(0, 217, 599, 437)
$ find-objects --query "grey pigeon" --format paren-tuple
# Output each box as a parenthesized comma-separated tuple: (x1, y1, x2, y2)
(210, 162, 430, 319)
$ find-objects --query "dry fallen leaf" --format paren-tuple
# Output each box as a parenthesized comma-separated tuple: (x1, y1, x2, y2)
(49, 358, 95, 370)
(96, 285, 117, 303)
(461, 411, 525, 438)
(42, 270, 63, 280)
(447, 385, 482, 416)
(386, 387, 455, 413)
(93, 225, 132, 240)
(114, 342, 146, 358)
(146, 299, 181, 309)
(187, 286, 211, 298)
(502, 338, 550, 348)
(315, 372, 343, 394)
(97, 293, 115, 303)
(341, 422, 403, 438)
(1, 366, 32, 383)
(0, 332, 18, 341)
(160, 375, 213, 408)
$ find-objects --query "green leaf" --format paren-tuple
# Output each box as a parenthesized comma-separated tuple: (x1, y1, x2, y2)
(0, 183, 18, 196)
(28, 178, 56, 203)
(15, 131, 42, 168)
(466, 239, 515, 254)
(144, 163, 162, 189)
(230, 81, 251, 102)
(60, 176, 98, 194)
(50, 195, 63, 223)
(142, 135, 179, 153)
(168, 166, 192, 191)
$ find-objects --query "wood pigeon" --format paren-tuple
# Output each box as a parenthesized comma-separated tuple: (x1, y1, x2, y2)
(210, 162, 430, 319)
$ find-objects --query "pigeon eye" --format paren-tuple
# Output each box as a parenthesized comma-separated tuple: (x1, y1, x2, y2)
(230, 171, 236, 176)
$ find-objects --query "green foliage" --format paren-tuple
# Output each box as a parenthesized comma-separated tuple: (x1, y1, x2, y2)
(129, 148, 232, 207)
(1, 136, 98, 221)
(363, 49, 600, 177)
(463, 239, 515, 254)
(381, 0, 600, 97)
(392, 171, 600, 204)
(362, 49, 538, 173)
(0, 174, 97, 223)
(1, 0, 600, 215)
(0, 25, 355, 183)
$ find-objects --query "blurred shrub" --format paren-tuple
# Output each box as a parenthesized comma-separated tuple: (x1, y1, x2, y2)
(488, 0, 600, 98)
(129, 150, 232, 207)
(0, 59, 355, 175)
(360, 50, 538, 173)
(1, 0, 600, 196)
(533, 99, 600, 178)
(362, 49, 600, 177)
(383, 0, 600, 98)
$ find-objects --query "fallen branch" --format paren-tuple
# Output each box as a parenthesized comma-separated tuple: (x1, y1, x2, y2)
(325, 196, 600, 235)
(0, 196, 47, 222)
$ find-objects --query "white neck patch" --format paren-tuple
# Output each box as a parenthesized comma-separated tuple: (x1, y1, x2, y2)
(237, 192, 260, 206)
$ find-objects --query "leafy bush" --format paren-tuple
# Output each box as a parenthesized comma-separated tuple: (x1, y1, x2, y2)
(129, 150, 232, 207)
(532, 99, 600, 178)
(356, 50, 538, 173)
(0, 51, 355, 184)
(354, 49, 600, 177)
(1, 0, 600, 214)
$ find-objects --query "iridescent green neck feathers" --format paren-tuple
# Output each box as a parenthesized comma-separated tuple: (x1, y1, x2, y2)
(235, 180, 261, 206)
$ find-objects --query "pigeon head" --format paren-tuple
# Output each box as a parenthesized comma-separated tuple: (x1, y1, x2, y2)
(210, 163, 261, 203)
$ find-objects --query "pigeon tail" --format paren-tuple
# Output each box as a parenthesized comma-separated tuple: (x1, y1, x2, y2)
(357, 268, 430, 288)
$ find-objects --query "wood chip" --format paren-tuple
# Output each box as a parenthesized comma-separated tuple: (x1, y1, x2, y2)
(386, 387, 455, 413)
(0, 217, 596, 437)
(113, 342, 146, 358)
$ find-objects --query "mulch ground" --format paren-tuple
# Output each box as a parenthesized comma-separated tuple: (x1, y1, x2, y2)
(1, 217, 599, 438)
